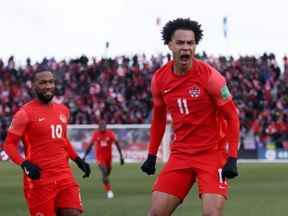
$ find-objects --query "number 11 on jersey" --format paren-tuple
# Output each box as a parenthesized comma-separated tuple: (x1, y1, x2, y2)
(177, 98, 189, 115)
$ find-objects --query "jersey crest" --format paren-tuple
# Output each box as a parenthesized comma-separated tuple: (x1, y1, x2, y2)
(188, 85, 201, 98)
(59, 114, 67, 124)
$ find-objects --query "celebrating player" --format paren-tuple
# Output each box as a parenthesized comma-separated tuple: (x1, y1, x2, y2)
(83, 120, 124, 199)
(3, 69, 91, 216)
(141, 18, 240, 216)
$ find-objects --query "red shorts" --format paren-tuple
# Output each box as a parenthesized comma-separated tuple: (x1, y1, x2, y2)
(24, 178, 83, 216)
(153, 150, 228, 201)
(96, 155, 112, 168)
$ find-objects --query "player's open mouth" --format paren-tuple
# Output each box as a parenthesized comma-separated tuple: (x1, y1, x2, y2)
(180, 54, 190, 64)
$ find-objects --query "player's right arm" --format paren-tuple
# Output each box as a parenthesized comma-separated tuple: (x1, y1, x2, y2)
(141, 74, 167, 175)
(3, 109, 42, 180)
(3, 110, 27, 165)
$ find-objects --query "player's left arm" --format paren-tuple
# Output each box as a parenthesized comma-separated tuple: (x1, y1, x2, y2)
(63, 107, 91, 178)
(207, 68, 240, 179)
(63, 108, 79, 160)
(113, 133, 124, 165)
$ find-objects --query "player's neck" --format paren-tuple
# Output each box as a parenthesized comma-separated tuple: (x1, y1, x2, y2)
(173, 61, 192, 75)
(35, 98, 53, 105)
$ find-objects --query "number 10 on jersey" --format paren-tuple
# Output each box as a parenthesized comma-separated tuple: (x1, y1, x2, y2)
(51, 124, 63, 138)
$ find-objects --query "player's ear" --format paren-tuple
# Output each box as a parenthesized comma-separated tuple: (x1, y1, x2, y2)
(167, 41, 173, 51)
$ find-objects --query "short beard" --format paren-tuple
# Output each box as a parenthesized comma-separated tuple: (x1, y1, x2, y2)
(36, 92, 53, 103)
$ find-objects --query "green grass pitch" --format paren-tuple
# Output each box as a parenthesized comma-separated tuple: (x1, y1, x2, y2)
(0, 162, 288, 215)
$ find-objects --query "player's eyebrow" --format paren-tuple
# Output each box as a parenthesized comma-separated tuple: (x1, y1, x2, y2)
(175, 39, 195, 44)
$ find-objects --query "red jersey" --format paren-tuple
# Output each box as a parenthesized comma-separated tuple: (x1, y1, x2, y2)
(8, 99, 74, 186)
(91, 130, 116, 160)
(151, 59, 232, 155)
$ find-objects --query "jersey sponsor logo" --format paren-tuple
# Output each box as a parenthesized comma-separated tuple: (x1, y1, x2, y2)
(38, 118, 45, 122)
(35, 212, 45, 216)
(59, 114, 67, 123)
(221, 85, 231, 100)
(188, 85, 201, 98)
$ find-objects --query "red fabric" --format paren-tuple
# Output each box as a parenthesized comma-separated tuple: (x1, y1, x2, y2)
(6, 99, 75, 185)
(65, 139, 78, 160)
(153, 150, 228, 200)
(148, 74, 167, 156)
(97, 156, 112, 168)
(149, 59, 237, 156)
(3, 132, 24, 165)
(91, 130, 116, 160)
(24, 178, 83, 214)
(148, 106, 167, 156)
(218, 101, 240, 157)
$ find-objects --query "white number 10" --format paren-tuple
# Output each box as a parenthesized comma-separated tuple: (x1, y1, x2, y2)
(177, 98, 189, 115)
(51, 124, 63, 139)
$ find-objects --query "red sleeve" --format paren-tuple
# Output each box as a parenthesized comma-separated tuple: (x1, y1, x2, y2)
(3, 132, 24, 165)
(218, 100, 240, 158)
(110, 131, 117, 142)
(206, 67, 232, 106)
(148, 74, 167, 156)
(8, 109, 29, 136)
(64, 107, 78, 160)
(65, 139, 78, 160)
(206, 67, 239, 157)
(4, 109, 29, 165)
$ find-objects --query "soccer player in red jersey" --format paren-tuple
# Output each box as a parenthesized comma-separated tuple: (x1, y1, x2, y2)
(141, 18, 240, 216)
(3, 69, 91, 216)
(83, 120, 124, 199)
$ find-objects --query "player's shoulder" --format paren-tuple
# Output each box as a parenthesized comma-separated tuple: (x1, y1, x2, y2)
(153, 61, 173, 80)
(53, 102, 70, 113)
(20, 100, 37, 113)
(107, 129, 115, 135)
(194, 58, 223, 82)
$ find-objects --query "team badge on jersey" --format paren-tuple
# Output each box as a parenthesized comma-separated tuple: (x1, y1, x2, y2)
(188, 85, 201, 98)
(221, 85, 231, 100)
(59, 114, 67, 123)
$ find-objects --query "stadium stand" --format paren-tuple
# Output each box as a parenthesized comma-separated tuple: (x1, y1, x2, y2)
(0, 53, 287, 150)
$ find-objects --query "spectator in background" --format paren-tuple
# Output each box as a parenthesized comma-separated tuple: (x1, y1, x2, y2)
(0, 52, 287, 150)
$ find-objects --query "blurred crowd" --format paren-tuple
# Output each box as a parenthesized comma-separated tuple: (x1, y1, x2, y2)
(0, 53, 287, 149)
(205, 52, 288, 149)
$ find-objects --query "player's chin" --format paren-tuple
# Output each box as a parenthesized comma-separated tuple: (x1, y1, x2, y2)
(43, 94, 54, 103)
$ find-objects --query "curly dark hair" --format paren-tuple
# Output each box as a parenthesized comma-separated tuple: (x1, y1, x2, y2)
(161, 18, 203, 45)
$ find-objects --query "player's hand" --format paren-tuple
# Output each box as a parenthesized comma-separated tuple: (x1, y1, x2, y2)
(141, 154, 156, 175)
(21, 160, 42, 180)
(222, 157, 238, 179)
(74, 157, 91, 178)
(120, 157, 124, 165)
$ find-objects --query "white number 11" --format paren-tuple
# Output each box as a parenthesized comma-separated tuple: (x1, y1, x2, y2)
(177, 98, 189, 115)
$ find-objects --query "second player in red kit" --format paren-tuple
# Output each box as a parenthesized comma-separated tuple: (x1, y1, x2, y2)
(4, 69, 91, 216)
(141, 18, 240, 216)
(83, 120, 124, 199)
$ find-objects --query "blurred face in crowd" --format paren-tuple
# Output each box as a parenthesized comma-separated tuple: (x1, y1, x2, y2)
(33, 71, 56, 103)
(99, 121, 107, 132)
(168, 29, 196, 74)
